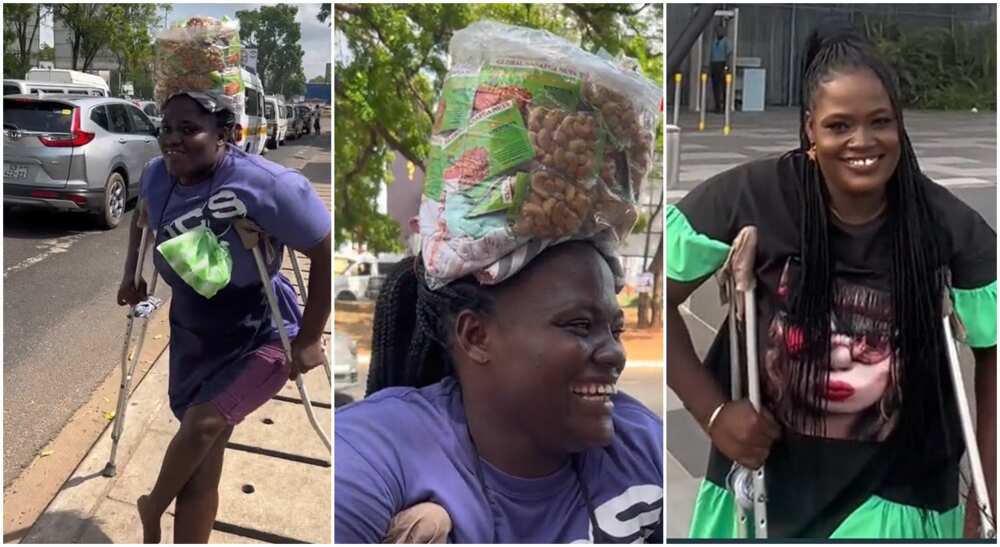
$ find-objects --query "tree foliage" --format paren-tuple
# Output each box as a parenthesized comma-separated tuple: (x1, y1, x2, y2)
(236, 4, 306, 97)
(52, 4, 109, 71)
(103, 4, 166, 95)
(4, 4, 51, 78)
(335, 3, 663, 252)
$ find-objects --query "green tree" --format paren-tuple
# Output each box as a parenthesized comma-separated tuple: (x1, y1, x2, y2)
(52, 4, 110, 71)
(38, 44, 55, 63)
(104, 4, 167, 97)
(4, 4, 52, 79)
(318, 4, 331, 26)
(309, 74, 328, 84)
(335, 3, 662, 257)
(236, 4, 306, 97)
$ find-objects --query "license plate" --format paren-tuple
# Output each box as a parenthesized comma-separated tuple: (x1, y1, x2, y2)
(4, 164, 28, 180)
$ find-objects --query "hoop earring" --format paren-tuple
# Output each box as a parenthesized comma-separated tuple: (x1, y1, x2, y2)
(807, 144, 817, 161)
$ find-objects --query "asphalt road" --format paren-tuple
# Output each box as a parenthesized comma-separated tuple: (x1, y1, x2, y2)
(3, 126, 331, 486)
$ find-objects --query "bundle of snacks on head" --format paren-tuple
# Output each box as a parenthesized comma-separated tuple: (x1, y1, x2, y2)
(153, 16, 243, 106)
(420, 21, 661, 289)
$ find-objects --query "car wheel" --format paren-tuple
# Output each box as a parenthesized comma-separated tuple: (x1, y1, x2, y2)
(98, 172, 126, 229)
(336, 290, 357, 301)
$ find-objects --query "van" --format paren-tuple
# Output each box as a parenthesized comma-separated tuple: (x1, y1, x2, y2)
(24, 68, 111, 95)
(263, 95, 287, 149)
(4, 79, 109, 98)
(334, 253, 404, 301)
(231, 68, 267, 155)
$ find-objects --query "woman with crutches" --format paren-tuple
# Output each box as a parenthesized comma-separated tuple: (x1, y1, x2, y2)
(117, 90, 331, 543)
(666, 28, 996, 539)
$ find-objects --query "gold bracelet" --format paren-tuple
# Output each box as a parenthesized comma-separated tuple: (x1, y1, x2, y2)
(707, 401, 728, 434)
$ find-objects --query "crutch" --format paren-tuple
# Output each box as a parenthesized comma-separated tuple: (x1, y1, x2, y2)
(103, 204, 164, 477)
(233, 219, 331, 452)
(286, 251, 332, 382)
(717, 226, 768, 539)
(942, 286, 996, 539)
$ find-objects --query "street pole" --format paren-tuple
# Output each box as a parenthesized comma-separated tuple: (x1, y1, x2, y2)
(699, 72, 707, 131)
(672, 73, 682, 126)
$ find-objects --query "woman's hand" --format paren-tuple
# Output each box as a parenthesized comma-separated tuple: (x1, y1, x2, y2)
(289, 335, 326, 381)
(709, 399, 782, 470)
(117, 277, 148, 307)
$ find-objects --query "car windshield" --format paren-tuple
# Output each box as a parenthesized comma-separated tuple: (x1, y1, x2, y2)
(4, 84, 21, 95)
(265, 102, 275, 120)
(3, 99, 74, 132)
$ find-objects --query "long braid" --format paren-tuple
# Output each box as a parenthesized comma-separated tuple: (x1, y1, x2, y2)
(367, 255, 496, 397)
(795, 29, 955, 463)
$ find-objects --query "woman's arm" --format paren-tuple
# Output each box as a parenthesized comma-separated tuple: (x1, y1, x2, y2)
(965, 346, 996, 537)
(667, 277, 781, 470)
(666, 278, 727, 428)
(289, 232, 332, 379)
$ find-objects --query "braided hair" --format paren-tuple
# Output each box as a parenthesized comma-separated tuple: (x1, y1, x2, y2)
(366, 256, 497, 396)
(793, 29, 957, 461)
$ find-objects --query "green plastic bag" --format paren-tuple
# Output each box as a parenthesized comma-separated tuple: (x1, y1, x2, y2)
(156, 225, 233, 299)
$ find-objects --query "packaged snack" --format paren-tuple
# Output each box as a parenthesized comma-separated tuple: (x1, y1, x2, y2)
(419, 20, 660, 289)
(154, 16, 243, 106)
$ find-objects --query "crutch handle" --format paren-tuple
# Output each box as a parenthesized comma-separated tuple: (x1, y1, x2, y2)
(718, 226, 759, 320)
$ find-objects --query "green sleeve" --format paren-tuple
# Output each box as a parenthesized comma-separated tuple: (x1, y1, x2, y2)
(952, 281, 997, 348)
(666, 204, 731, 283)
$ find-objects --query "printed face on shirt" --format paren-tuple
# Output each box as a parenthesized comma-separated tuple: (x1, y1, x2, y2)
(765, 264, 898, 441)
(805, 68, 901, 202)
(159, 96, 227, 183)
(482, 242, 627, 452)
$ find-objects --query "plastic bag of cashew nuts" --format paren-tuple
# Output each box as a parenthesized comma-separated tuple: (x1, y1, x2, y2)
(153, 16, 243, 106)
(419, 20, 660, 290)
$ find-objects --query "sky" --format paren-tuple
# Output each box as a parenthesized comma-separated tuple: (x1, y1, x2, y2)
(40, 3, 331, 80)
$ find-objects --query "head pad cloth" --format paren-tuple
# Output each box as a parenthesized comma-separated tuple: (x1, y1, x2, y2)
(419, 20, 661, 290)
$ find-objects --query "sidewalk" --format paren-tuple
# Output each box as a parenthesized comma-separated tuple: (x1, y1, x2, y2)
(24, 158, 333, 543)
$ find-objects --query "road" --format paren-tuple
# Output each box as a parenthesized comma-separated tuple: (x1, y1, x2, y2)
(665, 108, 997, 537)
(3, 124, 332, 487)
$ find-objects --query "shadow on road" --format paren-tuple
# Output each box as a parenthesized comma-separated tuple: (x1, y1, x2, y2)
(6, 510, 114, 543)
(4, 204, 136, 240)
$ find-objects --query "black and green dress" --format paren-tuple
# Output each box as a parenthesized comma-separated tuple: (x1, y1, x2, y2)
(667, 150, 996, 539)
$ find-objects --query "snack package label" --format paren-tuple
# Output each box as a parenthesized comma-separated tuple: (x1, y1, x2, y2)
(435, 70, 479, 134)
(465, 173, 526, 218)
(439, 101, 534, 187)
(477, 59, 581, 112)
(425, 139, 446, 201)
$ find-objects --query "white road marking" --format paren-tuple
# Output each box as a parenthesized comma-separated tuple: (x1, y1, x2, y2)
(4, 233, 93, 278)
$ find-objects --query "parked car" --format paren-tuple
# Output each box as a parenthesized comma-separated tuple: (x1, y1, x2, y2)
(231, 68, 267, 155)
(295, 104, 312, 137)
(25, 68, 111, 95)
(133, 100, 161, 128)
(3, 94, 160, 228)
(286, 104, 302, 141)
(264, 95, 287, 149)
(334, 330, 359, 389)
(335, 253, 404, 301)
(4, 79, 109, 97)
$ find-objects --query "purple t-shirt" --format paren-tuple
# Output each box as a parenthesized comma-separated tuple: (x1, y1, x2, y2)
(139, 145, 330, 419)
(334, 377, 664, 543)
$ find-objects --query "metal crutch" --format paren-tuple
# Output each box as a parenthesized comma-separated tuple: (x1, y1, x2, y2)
(103, 204, 164, 477)
(233, 219, 331, 452)
(942, 287, 996, 539)
(717, 226, 768, 538)
(286, 252, 332, 382)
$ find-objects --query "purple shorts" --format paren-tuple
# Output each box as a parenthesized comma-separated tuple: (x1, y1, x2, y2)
(212, 342, 290, 425)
